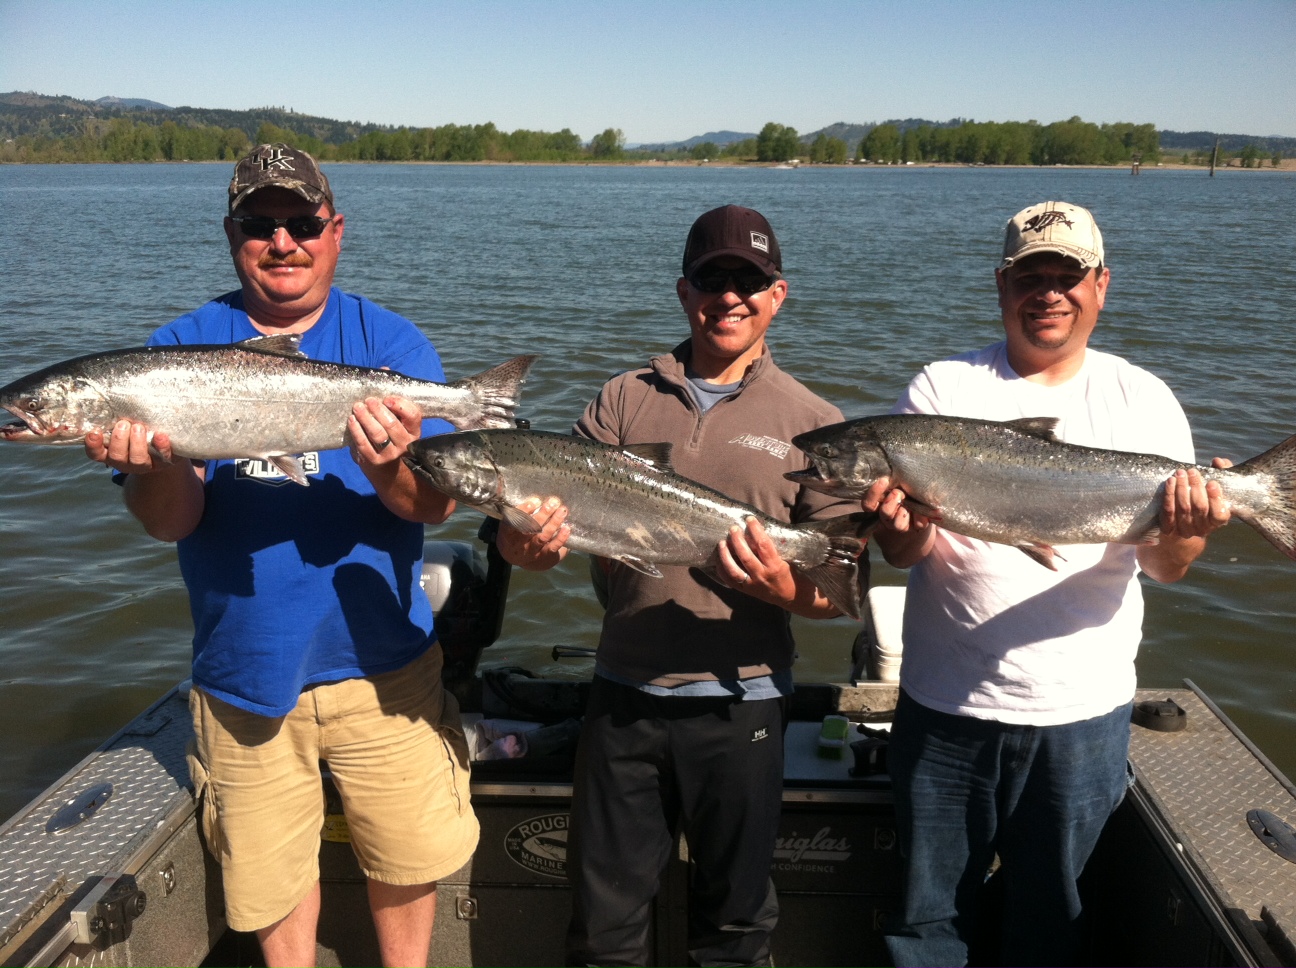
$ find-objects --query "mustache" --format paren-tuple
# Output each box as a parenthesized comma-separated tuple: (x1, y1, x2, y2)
(258, 252, 313, 269)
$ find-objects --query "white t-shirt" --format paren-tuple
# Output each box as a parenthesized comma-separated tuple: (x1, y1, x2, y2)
(894, 342, 1194, 725)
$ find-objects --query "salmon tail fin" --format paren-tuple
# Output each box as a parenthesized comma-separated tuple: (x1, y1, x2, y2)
(1232, 433, 1296, 559)
(795, 512, 876, 619)
(799, 559, 862, 620)
(452, 355, 538, 430)
(798, 510, 878, 543)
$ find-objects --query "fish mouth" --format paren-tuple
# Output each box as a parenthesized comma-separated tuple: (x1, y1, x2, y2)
(1, 408, 63, 442)
(1, 417, 40, 442)
(784, 465, 836, 493)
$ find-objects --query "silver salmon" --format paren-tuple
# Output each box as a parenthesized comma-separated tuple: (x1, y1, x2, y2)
(0, 335, 537, 485)
(787, 414, 1296, 568)
(405, 428, 874, 619)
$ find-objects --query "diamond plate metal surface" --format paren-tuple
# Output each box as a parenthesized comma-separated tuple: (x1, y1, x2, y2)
(1130, 686, 1296, 939)
(0, 688, 195, 936)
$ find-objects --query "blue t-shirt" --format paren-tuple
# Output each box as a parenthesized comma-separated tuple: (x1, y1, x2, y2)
(148, 287, 453, 716)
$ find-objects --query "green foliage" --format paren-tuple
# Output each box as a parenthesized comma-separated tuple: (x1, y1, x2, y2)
(1274, 151, 1283, 168)
(588, 128, 625, 160)
(0, 95, 1165, 170)
(721, 138, 757, 159)
(756, 123, 800, 162)
(808, 134, 848, 164)
(851, 117, 1160, 167)
(857, 123, 901, 163)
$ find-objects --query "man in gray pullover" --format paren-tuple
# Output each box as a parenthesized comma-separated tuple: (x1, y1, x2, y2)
(498, 205, 863, 966)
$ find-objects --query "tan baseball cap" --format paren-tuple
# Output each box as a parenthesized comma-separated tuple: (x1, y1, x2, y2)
(1000, 201, 1104, 269)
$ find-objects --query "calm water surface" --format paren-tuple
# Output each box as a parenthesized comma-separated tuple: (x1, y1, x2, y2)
(1, 163, 1293, 819)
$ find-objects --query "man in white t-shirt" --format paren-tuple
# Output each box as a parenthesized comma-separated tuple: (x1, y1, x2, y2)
(863, 201, 1233, 966)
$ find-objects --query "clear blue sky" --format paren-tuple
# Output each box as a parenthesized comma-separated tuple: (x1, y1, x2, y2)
(2, 0, 1293, 144)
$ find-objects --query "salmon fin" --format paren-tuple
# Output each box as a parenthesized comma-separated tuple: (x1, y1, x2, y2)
(1132, 524, 1162, 544)
(796, 511, 878, 545)
(613, 554, 663, 578)
(902, 497, 943, 521)
(620, 442, 674, 470)
(451, 355, 538, 430)
(1017, 542, 1062, 570)
(1231, 432, 1296, 559)
(236, 334, 306, 359)
(268, 454, 310, 486)
(799, 559, 862, 620)
(1004, 417, 1062, 441)
(145, 437, 172, 466)
(502, 506, 543, 534)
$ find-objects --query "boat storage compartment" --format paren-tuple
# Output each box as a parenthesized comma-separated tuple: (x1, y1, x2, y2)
(314, 771, 684, 967)
(770, 718, 899, 967)
(0, 685, 224, 968)
(1083, 682, 1296, 967)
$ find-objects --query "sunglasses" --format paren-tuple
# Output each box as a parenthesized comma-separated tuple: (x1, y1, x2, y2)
(232, 215, 336, 240)
(688, 266, 777, 295)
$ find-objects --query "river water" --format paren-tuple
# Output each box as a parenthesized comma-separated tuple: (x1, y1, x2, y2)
(0, 162, 1293, 820)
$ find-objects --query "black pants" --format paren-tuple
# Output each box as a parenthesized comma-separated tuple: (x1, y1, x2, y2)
(565, 677, 787, 967)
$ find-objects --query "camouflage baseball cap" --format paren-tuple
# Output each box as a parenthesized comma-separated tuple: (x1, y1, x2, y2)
(1000, 201, 1104, 270)
(228, 143, 333, 214)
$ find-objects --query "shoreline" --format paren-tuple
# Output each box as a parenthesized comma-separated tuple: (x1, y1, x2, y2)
(1, 158, 1291, 171)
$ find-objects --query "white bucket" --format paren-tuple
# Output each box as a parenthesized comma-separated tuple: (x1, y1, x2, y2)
(862, 585, 906, 682)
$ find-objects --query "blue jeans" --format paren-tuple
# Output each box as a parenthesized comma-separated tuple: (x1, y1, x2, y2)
(884, 690, 1133, 967)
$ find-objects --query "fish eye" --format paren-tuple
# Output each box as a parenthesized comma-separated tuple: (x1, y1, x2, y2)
(433, 457, 444, 468)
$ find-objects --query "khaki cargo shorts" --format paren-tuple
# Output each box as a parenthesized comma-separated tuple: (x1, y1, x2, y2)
(187, 646, 480, 932)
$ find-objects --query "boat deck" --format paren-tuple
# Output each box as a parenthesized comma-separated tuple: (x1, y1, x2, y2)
(2, 678, 1295, 966)
(1120, 683, 1296, 965)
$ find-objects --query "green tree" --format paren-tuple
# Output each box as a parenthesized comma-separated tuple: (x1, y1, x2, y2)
(690, 141, 719, 160)
(756, 122, 799, 162)
(589, 128, 625, 159)
(721, 138, 757, 159)
(1036, 116, 1103, 165)
(900, 127, 921, 163)
(808, 134, 847, 164)
(1273, 151, 1283, 169)
(858, 123, 901, 163)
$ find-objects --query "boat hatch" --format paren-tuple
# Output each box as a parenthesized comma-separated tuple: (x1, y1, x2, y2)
(1247, 809, 1296, 864)
(45, 782, 114, 835)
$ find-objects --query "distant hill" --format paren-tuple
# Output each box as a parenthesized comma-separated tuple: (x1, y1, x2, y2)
(4, 92, 1291, 161)
(94, 96, 173, 111)
(0, 91, 391, 144)
(800, 118, 967, 147)
(648, 121, 1294, 156)
(635, 130, 757, 151)
(1158, 129, 1296, 154)
(639, 119, 966, 152)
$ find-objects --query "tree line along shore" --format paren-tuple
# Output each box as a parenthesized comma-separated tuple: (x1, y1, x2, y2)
(0, 115, 1285, 169)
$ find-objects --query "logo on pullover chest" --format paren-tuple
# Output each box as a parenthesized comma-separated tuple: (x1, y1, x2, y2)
(234, 453, 320, 484)
(752, 726, 769, 743)
(729, 434, 791, 459)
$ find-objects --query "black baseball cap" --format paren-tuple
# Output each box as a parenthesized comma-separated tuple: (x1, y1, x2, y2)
(682, 205, 782, 277)
(228, 143, 334, 214)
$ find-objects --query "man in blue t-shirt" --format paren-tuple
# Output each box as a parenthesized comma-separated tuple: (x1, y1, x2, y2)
(85, 144, 479, 966)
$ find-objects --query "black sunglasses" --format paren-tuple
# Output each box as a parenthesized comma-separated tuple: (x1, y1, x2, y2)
(689, 266, 777, 295)
(232, 215, 336, 240)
